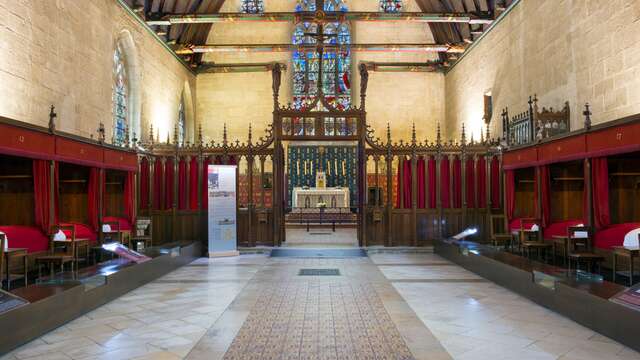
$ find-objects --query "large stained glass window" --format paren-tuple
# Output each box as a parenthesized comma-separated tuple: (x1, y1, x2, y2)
(380, 0, 402, 12)
(240, 0, 264, 14)
(177, 98, 185, 144)
(292, 0, 351, 110)
(112, 44, 128, 146)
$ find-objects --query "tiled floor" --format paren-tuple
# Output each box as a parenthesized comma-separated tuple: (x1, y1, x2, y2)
(3, 252, 640, 360)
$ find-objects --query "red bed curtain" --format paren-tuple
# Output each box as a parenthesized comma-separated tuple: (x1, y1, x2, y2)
(505, 169, 515, 220)
(591, 157, 610, 229)
(395, 159, 411, 209)
(465, 158, 476, 208)
(178, 158, 187, 210)
(417, 157, 425, 209)
(491, 156, 501, 209)
(189, 157, 199, 210)
(428, 156, 436, 209)
(452, 156, 462, 208)
(87, 168, 101, 231)
(476, 156, 486, 208)
(33, 160, 58, 233)
(202, 157, 211, 210)
(164, 158, 174, 210)
(539, 165, 551, 227)
(153, 158, 164, 210)
(441, 156, 450, 208)
(140, 158, 150, 209)
(124, 171, 135, 225)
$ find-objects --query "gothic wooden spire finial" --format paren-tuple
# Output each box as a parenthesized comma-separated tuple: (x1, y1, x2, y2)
(166, 130, 170, 144)
(436, 122, 442, 146)
(461, 123, 466, 146)
(124, 123, 130, 147)
(198, 124, 203, 146)
(583, 103, 592, 130)
(223, 123, 228, 147)
(386, 123, 391, 145)
(48, 105, 57, 133)
(173, 124, 179, 145)
(485, 123, 491, 141)
(97, 122, 105, 144)
(411, 123, 416, 146)
(149, 123, 154, 144)
(248, 123, 253, 146)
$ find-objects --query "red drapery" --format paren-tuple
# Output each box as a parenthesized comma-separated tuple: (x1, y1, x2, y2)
(33, 160, 58, 233)
(395, 159, 412, 209)
(452, 156, 462, 208)
(491, 156, 501, 208)
(539, 165, 551, 227)
(440, 156, 450, 208)
(153, 158, 164, 210)
(428, 156, 436, 209)
(505, 169, 515, 220)
(591, 157, 610, 229)
(476, 156, 486, 208)
(417, 157, 425, 209)
(189, 157, 199, 210)
(178, 159, 187, 210)
(465, 158, 476, 208)
(201, 157, 211, 210)
(164, 158, 174, 210)
(87, 168, 101, 231)
(124, 171, 135, 225)
(140, 158, 150, 209)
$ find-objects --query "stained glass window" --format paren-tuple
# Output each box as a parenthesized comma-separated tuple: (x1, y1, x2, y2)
(240, 0, 263, 13)
(112, 44, 128, 146)
(177, 98, 185, 144)
(292, 0, 351, 110)
(380, 0, 402, 12)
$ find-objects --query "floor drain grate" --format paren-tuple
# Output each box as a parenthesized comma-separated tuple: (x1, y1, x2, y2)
(298, 268, 341, 276)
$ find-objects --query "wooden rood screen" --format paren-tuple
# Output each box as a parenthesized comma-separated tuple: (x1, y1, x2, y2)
(137, 64, 503, 248)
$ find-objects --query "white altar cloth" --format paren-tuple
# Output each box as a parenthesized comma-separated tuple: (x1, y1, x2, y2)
(292, 187, 350, 208)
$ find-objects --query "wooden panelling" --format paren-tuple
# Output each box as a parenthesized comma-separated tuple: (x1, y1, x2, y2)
(0, 155, 34, 226)
(514, 168, 536, 218)
(0, 123, 55, 160)
(365, 207, 386, 246)
(608, 155, 640, 223)
(550, 162, 584, 221)
(55, 138, 104, 167)
(539, 135, 586, 164)
(587, 121, 640, 156)
(503, 147, 538, 170)
(104, 170, 125, 217)
(104, 149, 137, 171)
(416, 210, 438, 245)
(58, 163, 89, 224)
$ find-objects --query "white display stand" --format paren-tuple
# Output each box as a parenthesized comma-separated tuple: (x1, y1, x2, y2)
(207, 165, 239, 257)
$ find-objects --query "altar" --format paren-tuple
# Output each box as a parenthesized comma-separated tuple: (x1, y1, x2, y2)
(292, 187, 350, 208)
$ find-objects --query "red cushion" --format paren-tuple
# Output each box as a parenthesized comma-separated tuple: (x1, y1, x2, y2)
(59, 222, 97, 244)
(509, 218, 537, 232)
(0, 225, 49, 253)
(543, 220, 584, 239)
(595, 223, 640, 250)
(102, 217, 132, 231)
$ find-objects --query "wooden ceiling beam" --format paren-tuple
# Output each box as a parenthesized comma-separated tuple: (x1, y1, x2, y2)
(177, 43, 466, 54)
(146, 11, 493, 25)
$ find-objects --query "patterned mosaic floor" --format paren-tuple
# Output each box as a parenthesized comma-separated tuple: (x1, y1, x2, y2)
(223, 281, 415, 360)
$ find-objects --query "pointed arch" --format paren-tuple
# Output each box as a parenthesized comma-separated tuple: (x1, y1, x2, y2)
(112, 30, 141, 145)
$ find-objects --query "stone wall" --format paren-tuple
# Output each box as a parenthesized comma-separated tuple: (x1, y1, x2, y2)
(0, 0, 196, 143)
(444, 0, 640, 140)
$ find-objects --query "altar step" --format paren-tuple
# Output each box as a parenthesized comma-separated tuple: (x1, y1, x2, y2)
(270, 248, 367, 258)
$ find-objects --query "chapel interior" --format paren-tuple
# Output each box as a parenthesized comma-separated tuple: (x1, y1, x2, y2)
(1, 0, 640, 359)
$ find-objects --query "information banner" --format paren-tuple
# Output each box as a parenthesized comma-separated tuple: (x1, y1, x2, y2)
(207, 165, 238, 257)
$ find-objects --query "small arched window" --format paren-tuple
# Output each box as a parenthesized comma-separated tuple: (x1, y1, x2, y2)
(112, 43, 128, 146)
(177, 98, 186, 144)
(380, 0, 402, 12)
(241, 0, 264, 13)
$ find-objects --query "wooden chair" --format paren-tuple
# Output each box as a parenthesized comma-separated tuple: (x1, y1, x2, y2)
(513, 217, 540, 254)
(35, 226, 76, 279)
(101, 220, 123, 245)
(519, 218, 551, 261)
(567, 226, 604, 274)
(131, 217, 152, 251)
(489, 215, 512, 249)
(0, 234, 28, 290)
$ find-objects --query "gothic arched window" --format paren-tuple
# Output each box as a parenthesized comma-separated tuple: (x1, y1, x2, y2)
(292, 0, 351, 110)
(112, 44, 128, 146)
(380, 0, 402, 12)
(177, 98, 186, 144)
(241, 0, 264, 13)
